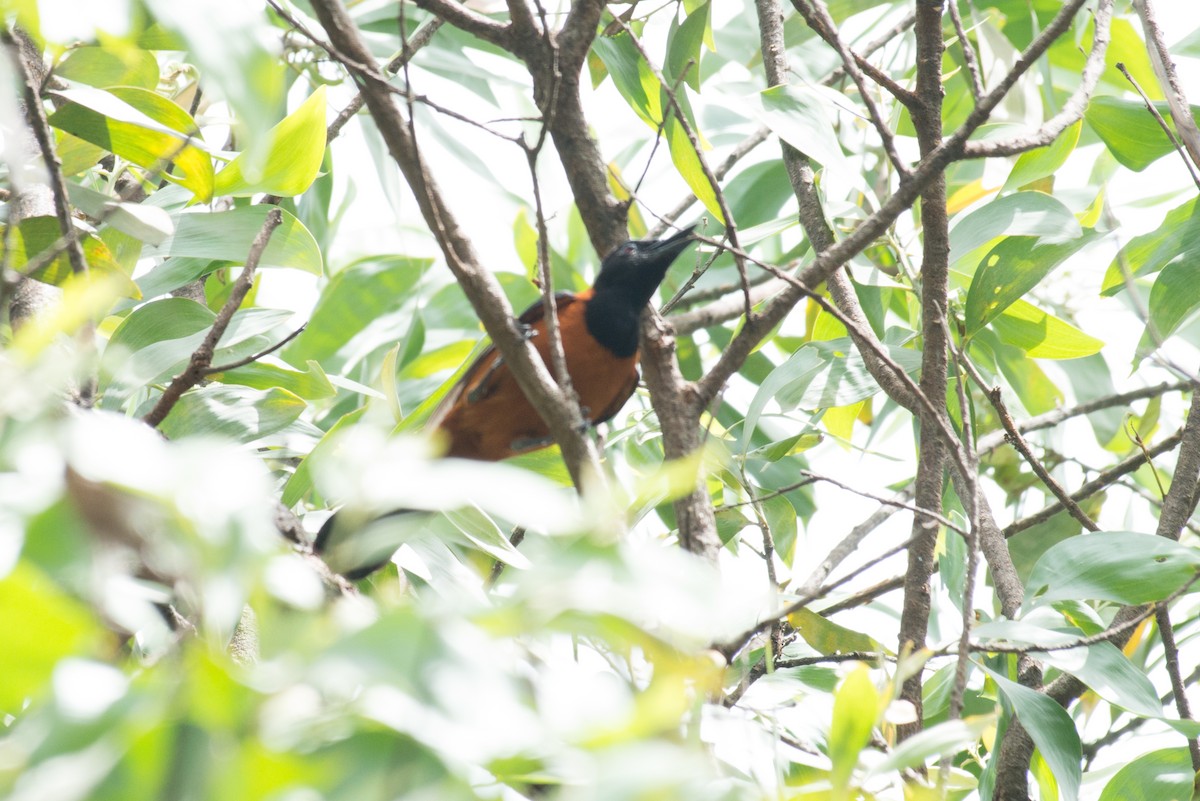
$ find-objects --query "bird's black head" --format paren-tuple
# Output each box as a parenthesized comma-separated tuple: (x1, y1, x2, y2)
(593, 225, 696, 306)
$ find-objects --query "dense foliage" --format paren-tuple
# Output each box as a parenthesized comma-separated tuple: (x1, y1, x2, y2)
(4, 0, 1200, 799)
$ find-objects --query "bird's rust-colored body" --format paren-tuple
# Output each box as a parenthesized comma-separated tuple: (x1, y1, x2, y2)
(431, 288, 641, 461)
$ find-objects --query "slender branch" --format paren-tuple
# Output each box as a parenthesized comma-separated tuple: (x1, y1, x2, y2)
(972, 572, 1200, 655)
(143, 210, 285, 428)
(326, 17, 444, 142)
(1156, 604, 1200, 769)
(961, 0, 1113, 158)
(409, 0, 513, 51)
(987, 384, 1101, 534)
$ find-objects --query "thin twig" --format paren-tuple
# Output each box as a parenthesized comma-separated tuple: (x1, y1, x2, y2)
(202, 323, 307, 375)
(947, 0, 984, 101)
(1004, 427, 1186, 537)
(1116, 61, 1200, 191)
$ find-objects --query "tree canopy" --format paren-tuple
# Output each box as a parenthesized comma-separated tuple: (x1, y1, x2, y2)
(4, 0, 1200, 799)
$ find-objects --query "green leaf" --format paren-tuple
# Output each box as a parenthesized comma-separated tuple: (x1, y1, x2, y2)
(282, 407, 367, 507)
(982, 664, 1081, 801)
(664, 112, 722, 221)
(591, 32, 660, 126)
(56, 45, 160, 89)
(213, 86, 328, 197)
(1002, 120, 1081, 192)
(156, 385, 306, 441)
(142, 0, 285, 153)
(103, 298, 292, 393)
(948, 191, 1081, 270)
(790, 608, 882, 656)
(1137, 259, 1200, 363)
(757, 84, 845, 174)
(784, 338, 924, 410)
(66, 183, 174, 244)
(283, 255, 432, 367)
(740, 346, 823, 454)
(47, 86, 214, 201)
(1086, 95, 1200, 172)
(0, 563, 106, 715)
(5, 215, 141, 299)
(991, 299, 1103, 359)
(666, 2, 709, 92)
(867, 716, 993, 777)
(1040, 643, 1162, 719)
(965, 231, 1097, 335)
(828, 665, 878, 794)
(208, 359, 335, 400)
(1098, 748, 1195, 801)
(149, 206, 323, 274)
(1103, 197, 1200, 295)
(1024, 531, 1200, 610)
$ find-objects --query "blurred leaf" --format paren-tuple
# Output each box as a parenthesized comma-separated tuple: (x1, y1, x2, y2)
(214, 86, 328, 197)
(983, 664, 1081, 801)
(66, 183, 174, 244)
(11, 271, 129, 357)
(0, 563, 105, 715)
(829, 665, 878, 795)
(1024, 532, 1200, 610)
(1098, 748, 1195, 801)
(283, 255, 431, 367)
(757, 84, 845, 174)
(142, 0, 285, 152)
(868, 716, 993, 777)
(156, 385, 306, 441)
(1136, 260, 1200, 363)
(282, 407, 366, 506)
(148, 206, 323, 274)
(47, 86, 214, 201)
(1086, 96, 1200, 172)
(56, 45, 160, 89)
(965, 231, 1097, 335)
(790, 608, 883, 655)
(4, 215, 141, 299)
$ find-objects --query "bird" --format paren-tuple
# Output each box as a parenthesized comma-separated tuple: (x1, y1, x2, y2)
(314, 225, 696, 575)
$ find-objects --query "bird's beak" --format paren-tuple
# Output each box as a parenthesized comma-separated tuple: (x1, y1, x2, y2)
(646, 225, 696, 259)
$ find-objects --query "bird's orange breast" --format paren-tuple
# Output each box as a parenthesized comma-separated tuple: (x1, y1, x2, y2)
(435, 289, 639, 461)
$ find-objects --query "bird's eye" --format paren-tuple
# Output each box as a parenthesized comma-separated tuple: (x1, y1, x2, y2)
(620, 243, 636, 256)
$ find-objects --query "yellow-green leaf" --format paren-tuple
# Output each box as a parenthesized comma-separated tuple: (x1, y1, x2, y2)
(47, 86, 214, 201)
(214, 86, 328, 197)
